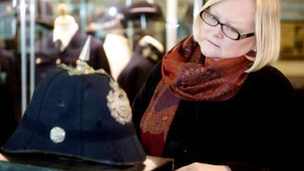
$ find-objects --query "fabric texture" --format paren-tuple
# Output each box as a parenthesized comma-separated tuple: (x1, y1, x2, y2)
(140, 35, 252, 156)
(132, 36, 303, 171)
(117, 35, 164, 104)
(162, 35, 252, 101)
(2, 67, 146, 165)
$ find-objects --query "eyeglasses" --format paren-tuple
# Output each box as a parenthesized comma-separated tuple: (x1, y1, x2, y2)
(199, 11, 255, 40)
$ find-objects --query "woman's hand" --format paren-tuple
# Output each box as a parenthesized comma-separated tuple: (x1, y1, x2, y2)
(175, 162, 231, 171)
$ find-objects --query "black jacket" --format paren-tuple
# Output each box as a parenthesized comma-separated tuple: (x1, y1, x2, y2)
(132, 61, 304, 171)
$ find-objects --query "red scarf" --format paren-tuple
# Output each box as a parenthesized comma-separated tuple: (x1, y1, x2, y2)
(140, 35, 253, 156)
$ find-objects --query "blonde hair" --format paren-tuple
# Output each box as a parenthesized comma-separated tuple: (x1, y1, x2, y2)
(193, 0, 281, 73)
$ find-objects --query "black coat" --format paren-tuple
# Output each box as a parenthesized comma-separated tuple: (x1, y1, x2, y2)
(132, 61, 304, 171)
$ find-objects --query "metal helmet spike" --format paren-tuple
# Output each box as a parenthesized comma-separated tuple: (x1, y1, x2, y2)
(79, 35, 91, 62)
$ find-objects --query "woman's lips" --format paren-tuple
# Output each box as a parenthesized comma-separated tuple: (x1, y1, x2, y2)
(207, 39, 220, 48)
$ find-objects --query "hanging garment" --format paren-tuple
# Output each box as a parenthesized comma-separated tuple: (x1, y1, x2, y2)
(103, 32, 132, 80)
(117, 35, 164, 104)
(0, 48, 20, 147)
(35, 29, 111, 85)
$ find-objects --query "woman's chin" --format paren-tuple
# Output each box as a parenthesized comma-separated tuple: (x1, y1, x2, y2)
(207, 57, 222, 61)
(201, 50, 220, 59)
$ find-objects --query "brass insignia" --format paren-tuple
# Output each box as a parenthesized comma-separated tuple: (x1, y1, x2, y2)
(107, 80, 132, 125)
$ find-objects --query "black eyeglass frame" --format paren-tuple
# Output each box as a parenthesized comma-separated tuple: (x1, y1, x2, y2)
(199, 10, 255, 40)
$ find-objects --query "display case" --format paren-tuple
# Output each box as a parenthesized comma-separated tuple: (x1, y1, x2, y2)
(0, 153, 174, 171)
(0, 0, 303, 170)
(0, 0, 203, 125)
(0, 0, 199, 170)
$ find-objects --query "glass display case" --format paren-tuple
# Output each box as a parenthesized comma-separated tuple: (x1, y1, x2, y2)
(0, 153, 174, 171)
(0, 0, 200, 169)
(0, 0, 303, 169)
(0, 0, 202, 121)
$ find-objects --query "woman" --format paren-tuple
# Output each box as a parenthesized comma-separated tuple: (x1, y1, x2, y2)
(132, 0, 303, 170)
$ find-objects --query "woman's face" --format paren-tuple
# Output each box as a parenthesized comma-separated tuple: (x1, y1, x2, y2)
(197, 0, 256, 59)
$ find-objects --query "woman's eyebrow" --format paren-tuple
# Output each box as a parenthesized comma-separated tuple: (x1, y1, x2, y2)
(209, 9, 245, 31)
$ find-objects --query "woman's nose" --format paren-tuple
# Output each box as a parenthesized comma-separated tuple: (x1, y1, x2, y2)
(212, 25, 224, 39)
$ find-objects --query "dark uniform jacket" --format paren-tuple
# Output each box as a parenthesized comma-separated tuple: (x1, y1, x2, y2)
(0, 49, 20, 146)
(117, 39, 163, 104)
(35, 29, 111, 85)
(132, 61, 304, 171)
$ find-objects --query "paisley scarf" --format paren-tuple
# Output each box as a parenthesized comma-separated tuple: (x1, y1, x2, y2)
(140, 35, 253, 156)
